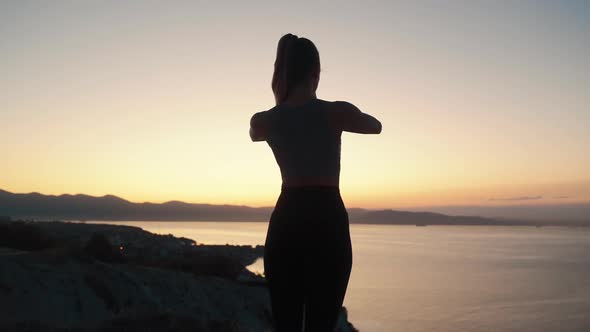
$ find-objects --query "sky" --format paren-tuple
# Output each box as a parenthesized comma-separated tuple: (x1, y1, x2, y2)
(1, 0, 589, 211)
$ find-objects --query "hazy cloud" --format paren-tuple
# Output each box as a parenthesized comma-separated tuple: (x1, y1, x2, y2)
(489, 195, 543, 201)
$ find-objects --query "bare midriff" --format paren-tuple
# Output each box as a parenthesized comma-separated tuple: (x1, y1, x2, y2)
(281, 176, 339, 188)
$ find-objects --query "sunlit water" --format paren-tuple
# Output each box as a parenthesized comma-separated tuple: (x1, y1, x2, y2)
(93, 221, 590, 332)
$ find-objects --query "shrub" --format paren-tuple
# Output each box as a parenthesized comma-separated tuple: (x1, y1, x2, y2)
(0, 221, 56, 251)
(84, 233, 124, 263)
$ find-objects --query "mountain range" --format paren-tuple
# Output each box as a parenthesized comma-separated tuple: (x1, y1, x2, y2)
(0, 189, 587, 226)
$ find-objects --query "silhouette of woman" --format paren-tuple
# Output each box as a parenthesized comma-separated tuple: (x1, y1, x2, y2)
(249, 33, 382, 331)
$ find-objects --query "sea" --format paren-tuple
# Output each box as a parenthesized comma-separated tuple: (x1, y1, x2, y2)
(93, 221, 590, 332)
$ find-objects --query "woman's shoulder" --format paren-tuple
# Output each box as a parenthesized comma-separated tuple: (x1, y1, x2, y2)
(251, 105, 277, 119)
(250, 105, 284, 130)
(319, 99, 358, 110)
(250, 108, 271, 125)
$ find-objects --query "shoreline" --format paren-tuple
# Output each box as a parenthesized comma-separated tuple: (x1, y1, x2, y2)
(0, 219, 359, 331)
(82, 219, 590, 228)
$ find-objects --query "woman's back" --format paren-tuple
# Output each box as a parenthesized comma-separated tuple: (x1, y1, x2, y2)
(265, 99, 341, 182)
(251, 98, 381, 187)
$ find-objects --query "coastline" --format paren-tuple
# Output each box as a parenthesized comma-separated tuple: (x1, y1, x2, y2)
(2, 189, 588, 227)
(0, 220, 358, 331)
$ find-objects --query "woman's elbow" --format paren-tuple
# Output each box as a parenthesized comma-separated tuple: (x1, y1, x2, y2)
(370, 120, 382, 134)
(249, 127, 265, 142)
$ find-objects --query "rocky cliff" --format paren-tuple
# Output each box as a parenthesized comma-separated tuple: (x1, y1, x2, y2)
(0, 221, 358, 331)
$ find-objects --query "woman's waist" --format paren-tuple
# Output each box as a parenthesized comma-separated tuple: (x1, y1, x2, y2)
(281, 175, 339, 190)
(276, 182, 345, 213)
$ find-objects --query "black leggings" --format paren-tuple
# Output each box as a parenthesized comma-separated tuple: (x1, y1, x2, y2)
(264, 186, 353, 332)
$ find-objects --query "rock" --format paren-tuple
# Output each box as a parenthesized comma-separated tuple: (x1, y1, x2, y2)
(0, 221, 359, 331)
(0, 252, 273, 331)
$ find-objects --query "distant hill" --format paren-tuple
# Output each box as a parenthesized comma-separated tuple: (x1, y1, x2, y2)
(347, 209, 518, 226)
(405, 204, 590, 222)
(0, 189, 270, 222)
(0, 189, 586, 226)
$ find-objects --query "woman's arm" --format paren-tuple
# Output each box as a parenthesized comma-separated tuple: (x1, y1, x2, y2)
(249, 111, 269, 142)
(332, 101, 382, 134)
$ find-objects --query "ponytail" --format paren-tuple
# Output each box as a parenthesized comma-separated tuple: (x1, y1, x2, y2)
(272, 34, 320, 104)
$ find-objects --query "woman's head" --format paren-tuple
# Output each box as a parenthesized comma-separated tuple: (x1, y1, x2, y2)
(272, 33, 320, 104)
